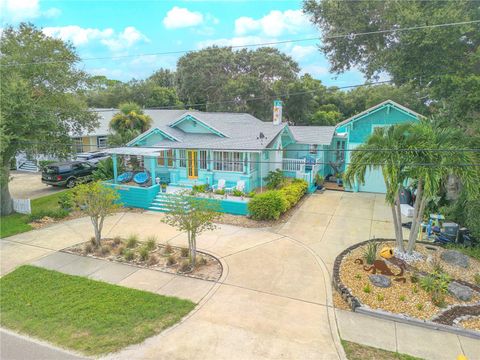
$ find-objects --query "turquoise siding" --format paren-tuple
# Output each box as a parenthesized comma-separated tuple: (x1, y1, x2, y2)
(209, 198, 249, 215)
(104, 182, 160, 209)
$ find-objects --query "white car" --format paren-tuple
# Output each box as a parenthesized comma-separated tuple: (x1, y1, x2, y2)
(74, 152, 110, 164)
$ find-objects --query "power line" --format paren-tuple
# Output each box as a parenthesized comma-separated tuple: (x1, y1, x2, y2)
(2, 19, 479, 67)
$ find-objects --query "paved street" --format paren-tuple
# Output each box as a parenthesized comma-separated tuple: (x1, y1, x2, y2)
(1, 190, 478, 360)
(9, 171, 64, 200)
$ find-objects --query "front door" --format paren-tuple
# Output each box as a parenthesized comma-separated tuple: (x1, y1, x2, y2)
(187, 150, 198, 179)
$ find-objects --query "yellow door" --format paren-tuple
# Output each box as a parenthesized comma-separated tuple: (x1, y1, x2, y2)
(187, 150, 198, 179)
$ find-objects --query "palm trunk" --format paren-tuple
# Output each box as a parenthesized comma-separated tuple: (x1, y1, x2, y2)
(407, 179, 423, 254)
(395, 191, 405, 252)
(408, 195, 427, 254)
(1, 165, 13, 216)
(391, 205, 401, 249)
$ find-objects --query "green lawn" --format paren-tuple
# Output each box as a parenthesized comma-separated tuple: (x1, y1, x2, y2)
(0, 266, 195, 356)
(0, 191, 69, 238)
(342, 340, 423, 360)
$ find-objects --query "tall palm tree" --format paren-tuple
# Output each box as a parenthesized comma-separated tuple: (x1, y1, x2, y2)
(345, 124, 414, 252)
(404, 121, 479, 253)
(109, 102, 152, 141)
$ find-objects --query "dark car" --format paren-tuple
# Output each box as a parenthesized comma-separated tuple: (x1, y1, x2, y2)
(42, 161, 96, 188)
(74, 152, 110, 164)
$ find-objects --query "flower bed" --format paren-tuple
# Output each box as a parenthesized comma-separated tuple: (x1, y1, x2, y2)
(333, 239, 480, 332)
(63, 236, 222, 281)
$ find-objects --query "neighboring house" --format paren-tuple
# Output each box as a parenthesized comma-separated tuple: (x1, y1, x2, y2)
(15, 109, 114, 172)
(103, 99, 422, 213)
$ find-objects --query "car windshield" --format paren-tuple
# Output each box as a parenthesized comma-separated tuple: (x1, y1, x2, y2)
(75, 155, 90, 160)
(45, 165, 70, 174)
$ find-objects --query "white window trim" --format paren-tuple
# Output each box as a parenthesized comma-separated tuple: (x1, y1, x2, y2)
(97, 136, 107, 149)
(213, 151, 243, 172)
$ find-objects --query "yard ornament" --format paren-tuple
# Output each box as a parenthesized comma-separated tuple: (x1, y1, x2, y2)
(380, 246, 394, 259)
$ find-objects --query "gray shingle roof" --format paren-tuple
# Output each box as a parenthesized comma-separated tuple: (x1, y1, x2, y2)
(289, 126, 335, 145)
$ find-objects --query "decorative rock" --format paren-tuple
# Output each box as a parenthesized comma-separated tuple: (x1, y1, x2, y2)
(440, 250, 470, 268)
(448, 281, 473, 301)
(369, 274, 391, 288)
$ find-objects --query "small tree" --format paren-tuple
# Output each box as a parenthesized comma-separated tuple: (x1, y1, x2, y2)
(74, 182, 121, 247)
(109, 102, 152, 145)
(162, 193, 220, 268)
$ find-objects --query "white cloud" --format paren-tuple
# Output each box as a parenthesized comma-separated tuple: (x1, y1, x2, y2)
(163, 6, 204, 29)
(288, 45, 317, 61)
(43, 25, 148, 51)
(1, 0, 61, 21)
(300, 64, 329, 77)
(196, 35, 271, 49)
(234, 10, 312, 37)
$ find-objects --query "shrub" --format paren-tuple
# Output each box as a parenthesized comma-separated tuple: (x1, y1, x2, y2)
(123, 249, 134, 261)
(197, 256, 207, 266)
(419, 274, 436, 293)
(90, 236, 97, 247)
(248, 190, 288, 220)
(363, 284, 371, 293)
(264, 169, 285, 190)
(166, 255, 176, 266)
(180, 247, 189, 257)
(116, 245, 125, 255)
(164, 243, 173, 255)
(147, 254, 158, 266)
(412, 285, 418, 294)
(28, 209, 69, 222)
(279, 179, 308, 209)
(247, 191, 256, 198)
(431, 258, 445, 274)
(431, 290, 446, 307)
(420, 271, 451, 294)
(214, 189, 225, 195)
(192, 184, 208, 193)
(58, 192, 74, 211)
(377, 294, 384, 301)
(354, 274, 362, 280)
(145, 236, 156, 251)
(399, 295, 406, 301)
(179, 260, 191, 273)
(363, 241, 378, 265)
(139, 247, 149, 261)
(84, 243, 93, 254)
(416, 303, 424, 311)
(113, 236, 122, 245)
(100, 245, 110, 255)
(126, 234, 138, 248)
(232, 189, 244, 197)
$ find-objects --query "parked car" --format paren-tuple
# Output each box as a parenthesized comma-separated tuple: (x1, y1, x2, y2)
(74, 152, 110, 164)
(42, 161, 96, 188)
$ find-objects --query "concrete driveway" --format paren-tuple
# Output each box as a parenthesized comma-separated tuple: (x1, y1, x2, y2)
(9, 171, 64, 199)
(1, 191, 476, 360)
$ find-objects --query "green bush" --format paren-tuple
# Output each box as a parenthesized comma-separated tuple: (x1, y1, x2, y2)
(363, 241, 378, 265)
(126, 234, 138, 248)
(420, 271, 451, 294)
(139, 246, 149, 261)
(214, 189, 225, 195)
(264, 169, 285, 190)
(57, 192, 74, 211)
(279, 179, 308, 209)
(123, 249, 134, 261)
(92, 158, 125, 181)
(248, 190, 288, 220)
(232, 189, 244, 197)
(192, 184, 208, 193)
(145, 236, 156, 251)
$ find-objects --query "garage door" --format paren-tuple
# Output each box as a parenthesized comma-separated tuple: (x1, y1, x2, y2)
(357, 168, 387, 193)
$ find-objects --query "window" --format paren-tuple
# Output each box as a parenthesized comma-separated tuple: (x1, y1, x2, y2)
(336, 141, 345, 161)
(199, 150, 207, 170)
(250, 153, 258, 172)
(166, 149, 173, 167)
(309, 144, 318, 154)
(158, 150, 174, 167)
(97, 136, 107, 148)
(73, 138, 83, 153)
(157, 153, 164, 166)
(178, 149, 186, 167)
(213, 151, 243, 172)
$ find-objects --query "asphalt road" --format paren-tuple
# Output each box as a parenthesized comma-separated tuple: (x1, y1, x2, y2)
(0, 329, 86, 360)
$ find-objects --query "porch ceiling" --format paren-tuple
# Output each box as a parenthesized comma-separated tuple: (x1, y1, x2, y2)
(105, 147, 165, 157)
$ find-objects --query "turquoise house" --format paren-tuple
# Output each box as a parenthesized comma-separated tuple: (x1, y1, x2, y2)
(103, 100, 421, 213)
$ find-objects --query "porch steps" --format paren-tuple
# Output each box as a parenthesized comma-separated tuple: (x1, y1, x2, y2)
(18, 160, 39, 172)
(147, 193, 189, 212)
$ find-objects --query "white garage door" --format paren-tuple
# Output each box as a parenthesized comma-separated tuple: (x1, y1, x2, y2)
(357, 168, 387, 193)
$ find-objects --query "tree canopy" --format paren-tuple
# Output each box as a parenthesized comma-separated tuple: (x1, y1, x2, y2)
(0, 23, 98, 215)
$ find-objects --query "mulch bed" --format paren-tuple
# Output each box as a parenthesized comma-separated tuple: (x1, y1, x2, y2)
(333, 239, 480, 331)
(63, 238, 222, 281)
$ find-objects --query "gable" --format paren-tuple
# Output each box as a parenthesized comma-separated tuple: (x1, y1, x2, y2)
(128, 128, 178, 147)
(336, 102, 421, 144)
(170, 114, 227, 137)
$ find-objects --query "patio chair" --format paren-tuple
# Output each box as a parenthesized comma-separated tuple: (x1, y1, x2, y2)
(133, 171, 150, 185)
(235, 180, 246, 192)
(116, 171, 133, 183)
(212, 179, 226, 191)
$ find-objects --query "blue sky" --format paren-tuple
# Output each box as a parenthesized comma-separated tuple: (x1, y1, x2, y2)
(1, 0, 363, 86)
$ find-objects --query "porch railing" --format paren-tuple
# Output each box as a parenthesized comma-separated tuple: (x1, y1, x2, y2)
(282, 158, 306, 172)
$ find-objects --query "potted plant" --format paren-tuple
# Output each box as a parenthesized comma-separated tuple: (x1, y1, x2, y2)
(161, 183, 167, 193)
(315, 173, 324, 190)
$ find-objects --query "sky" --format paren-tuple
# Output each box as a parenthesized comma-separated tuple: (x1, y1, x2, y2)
(0, 0, 364, 86)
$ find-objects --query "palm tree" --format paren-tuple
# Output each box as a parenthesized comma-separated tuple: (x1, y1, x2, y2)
(109, 102, 152, 142)
(404, 121, 479, 254)
(345, 124, 413, 252)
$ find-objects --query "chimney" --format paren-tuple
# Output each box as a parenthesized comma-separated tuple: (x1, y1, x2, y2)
(273, 100, 282, 125)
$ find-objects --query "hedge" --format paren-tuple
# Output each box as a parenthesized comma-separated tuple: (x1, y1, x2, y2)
(248, 179, 308, 220)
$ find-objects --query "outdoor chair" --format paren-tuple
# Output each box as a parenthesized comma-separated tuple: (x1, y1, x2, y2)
(133, 171, 150, 185)
(116, 171, 133, 183)
(212, 179, 226, 191)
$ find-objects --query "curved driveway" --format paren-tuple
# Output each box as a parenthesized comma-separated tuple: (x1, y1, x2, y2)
(1, 191, 396, 360)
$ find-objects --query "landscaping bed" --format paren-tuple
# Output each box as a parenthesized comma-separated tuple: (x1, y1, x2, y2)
(0, 265, 195, 356)
(334, 239, 480, 332)
(63, 235, 222, 281)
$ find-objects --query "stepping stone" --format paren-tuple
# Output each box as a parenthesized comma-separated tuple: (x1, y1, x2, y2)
(448, 281, 473, 301)
(369, 274, 391, 288)
(440, 250, 469, 268)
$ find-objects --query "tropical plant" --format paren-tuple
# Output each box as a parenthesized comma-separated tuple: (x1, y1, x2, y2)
(92, 157, 124, 181)
(264, 169, 285, 190)
(162, 192, 220, 268)
(108, 102, 152, 145)
(73, 182, 121, 247)
(363, 241, 378, 265)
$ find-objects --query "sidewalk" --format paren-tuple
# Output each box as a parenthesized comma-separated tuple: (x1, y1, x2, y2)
(336, 309, 479, 360)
